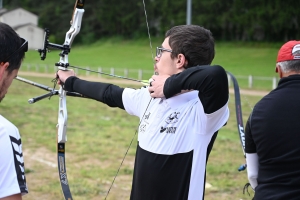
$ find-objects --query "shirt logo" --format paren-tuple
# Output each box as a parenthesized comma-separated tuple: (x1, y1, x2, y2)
(160, 112, 180, 134)
(144, 112, 151, 120)
(165, 112, 180, 124)
(160, 126, 177, 133)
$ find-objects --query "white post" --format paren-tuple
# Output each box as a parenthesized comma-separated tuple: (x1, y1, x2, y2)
(124, 68, 128, 78)
(138, 69, 143, 80)
(248, 75, 253, 88)
(86, 67, 90, 76)
(111, 68, 115, 75)
(272, 77, 277, 89)
(98, 67, 102, 77)
(186, 0, 192, 25)
(227, 74, 231, 87)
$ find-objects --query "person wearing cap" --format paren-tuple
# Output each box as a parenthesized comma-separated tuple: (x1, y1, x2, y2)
(245, 40, 300, 199)
(0, 22, 29, 200)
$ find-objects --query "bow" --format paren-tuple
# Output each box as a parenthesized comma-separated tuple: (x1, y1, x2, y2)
(227, 72, 247, 171)
(16, 1, 153, 198)
(55, 1, 84, 199)
(38, 1, 85, 199)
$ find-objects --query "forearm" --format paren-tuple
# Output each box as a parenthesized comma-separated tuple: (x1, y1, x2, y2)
(246, 153, 258, 189)
(163, 65, 229, 113)
(64, 77, 125, 109)
(0, 193, 22, 200)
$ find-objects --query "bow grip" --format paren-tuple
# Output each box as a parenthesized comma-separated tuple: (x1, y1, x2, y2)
(57, 89, 68, 143)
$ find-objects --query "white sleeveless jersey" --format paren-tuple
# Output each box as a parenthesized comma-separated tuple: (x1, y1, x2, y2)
(0, 115, 28, 198)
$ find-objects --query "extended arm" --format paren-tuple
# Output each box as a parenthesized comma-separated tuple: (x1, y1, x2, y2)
(63, 76, 125, 109)
(0, 194, 22, 200)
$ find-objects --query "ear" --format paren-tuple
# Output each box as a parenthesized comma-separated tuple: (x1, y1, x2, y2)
(0, 62, 9, 80)
(175, 54, 187, 70)
(276, 64, 284, 78)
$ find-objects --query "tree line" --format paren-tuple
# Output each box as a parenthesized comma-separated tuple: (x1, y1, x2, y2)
(4, 0, 299, 44)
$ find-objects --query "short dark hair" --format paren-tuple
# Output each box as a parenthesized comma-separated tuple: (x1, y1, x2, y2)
(0, 22, 26, 73)
(165, 25, 215, 68)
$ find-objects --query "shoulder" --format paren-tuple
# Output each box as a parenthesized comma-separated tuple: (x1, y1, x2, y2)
(123, 86, 149, 97)
(206, 65, 227, 78)
(0, 115, 20, 139)
(0, 115, 18, 132)
(193, 64, 226, 73)
(192, 65, 227, 82)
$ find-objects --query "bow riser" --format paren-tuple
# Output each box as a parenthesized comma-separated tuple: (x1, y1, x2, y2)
(58, 90, 68, 143)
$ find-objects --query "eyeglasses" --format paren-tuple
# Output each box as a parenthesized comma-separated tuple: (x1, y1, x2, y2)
(3, 37, 28, 62)
(156, 47, 172, 58)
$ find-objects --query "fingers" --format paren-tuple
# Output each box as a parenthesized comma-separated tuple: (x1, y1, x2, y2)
(56, 69, 76, 85)
(149, 78, 154, 86)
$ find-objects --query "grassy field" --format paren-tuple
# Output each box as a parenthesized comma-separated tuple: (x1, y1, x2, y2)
(3, 73, 260, 200)
(3, 40, 280, 199)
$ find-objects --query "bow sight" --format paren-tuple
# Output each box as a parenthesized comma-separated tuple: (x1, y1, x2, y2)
(37, 28, 71, 68)
(37, 0, 85, 69)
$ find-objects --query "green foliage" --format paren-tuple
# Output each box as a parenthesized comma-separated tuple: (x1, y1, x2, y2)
(3, 0, 299, 43)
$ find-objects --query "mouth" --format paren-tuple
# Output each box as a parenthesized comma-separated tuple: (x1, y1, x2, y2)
(154, 64, 158, 75)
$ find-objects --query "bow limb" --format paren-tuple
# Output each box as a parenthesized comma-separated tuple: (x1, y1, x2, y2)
(226, 71, 247, 171)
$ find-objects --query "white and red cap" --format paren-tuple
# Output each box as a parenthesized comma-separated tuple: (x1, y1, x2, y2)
(277, 40, 300, 62)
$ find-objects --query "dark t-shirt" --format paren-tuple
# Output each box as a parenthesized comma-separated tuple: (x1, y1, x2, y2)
(245, 75, 300, 200)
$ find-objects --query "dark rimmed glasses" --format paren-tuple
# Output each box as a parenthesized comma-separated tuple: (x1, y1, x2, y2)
(3, 37, 28, 62)
(156, 47, 172, 58)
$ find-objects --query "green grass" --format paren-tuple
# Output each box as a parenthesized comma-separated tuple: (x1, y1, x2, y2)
(214, 42, 280, 77)
(7, 39, 281, 199)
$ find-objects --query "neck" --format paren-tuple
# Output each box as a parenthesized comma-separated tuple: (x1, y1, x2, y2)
(281, 71, 300, 78)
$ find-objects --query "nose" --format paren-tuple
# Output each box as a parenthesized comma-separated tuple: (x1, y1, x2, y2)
(155, 55, 160, 62)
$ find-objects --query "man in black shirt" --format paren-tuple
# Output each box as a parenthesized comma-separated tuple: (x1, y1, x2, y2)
(245, 40, 300, 200)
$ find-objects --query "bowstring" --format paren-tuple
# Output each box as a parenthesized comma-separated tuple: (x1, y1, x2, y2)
(142, 0, 155, 66)
(104, 99, 153, 200)
(104, 1, 155, 198)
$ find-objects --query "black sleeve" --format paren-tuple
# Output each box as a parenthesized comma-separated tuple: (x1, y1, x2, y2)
(245, 112, 257, 153)
(64, 76, 125, 109)
(163, 65, 229, 114)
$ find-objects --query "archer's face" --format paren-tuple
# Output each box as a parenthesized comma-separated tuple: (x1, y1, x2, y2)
(0, 68, 18, 102)
(154, 37, 179, 76)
